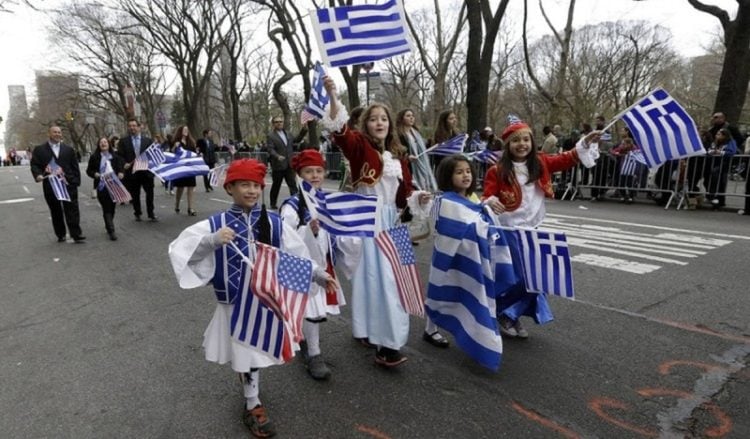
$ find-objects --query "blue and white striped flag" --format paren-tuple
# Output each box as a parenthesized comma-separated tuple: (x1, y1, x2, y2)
(151, 146, 210, 182)
(425, 193, 518, 371)
(45, 158, 71, 202)
(470, 148, 499, 164)
(310, 0, 413, 68)
(425, 134, 467, 157)
(619, 88, 704, 168)
(300, 62, 329, 124)
(511, 228, 575, 299)
(208, 163, 229, 188)
(298, 179, 379, 237)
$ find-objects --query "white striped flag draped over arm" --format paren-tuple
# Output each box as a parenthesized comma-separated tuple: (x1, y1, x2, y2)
(151, 147, 210, 182)
(511, 228, 575, 299)
(45, 158, 70, 202)
(375, 225, 424, 317)
(425, 134, 467, 157)
(425, 193, 517, 371)
(102, 173, 132, 203)
(310, 0, 413, 67)
(298, 179, 379, 237)
(300, 62, 330, 124)
(618, 88, 704, 168)
(250, 243, 312, 347)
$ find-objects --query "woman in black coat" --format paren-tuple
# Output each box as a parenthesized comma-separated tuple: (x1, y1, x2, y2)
(86, 137, 125, 240)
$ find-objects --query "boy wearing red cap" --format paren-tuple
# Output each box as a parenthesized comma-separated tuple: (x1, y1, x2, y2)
(168, 158, 336, 438)
(279, 149, 345, 380)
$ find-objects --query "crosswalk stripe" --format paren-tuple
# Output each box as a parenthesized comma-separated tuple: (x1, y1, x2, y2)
(544, 223, 711, 254)
(567, 240, 689, 265)
(571, 254, 661, 274)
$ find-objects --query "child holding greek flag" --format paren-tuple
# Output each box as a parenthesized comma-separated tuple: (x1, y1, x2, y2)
(483, 115, 599, 338)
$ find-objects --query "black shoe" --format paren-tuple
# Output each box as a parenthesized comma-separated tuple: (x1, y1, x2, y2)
(188, 208, 197, 216)
(108, 232, 118, 241)
(134, 215, 142, 222)
(148, 216, 159, 222)
(57, 237, 66, 243)
(422, 331, 450, 348)
(269, 205, 278, 210)
(72, 235, 86, 243)
(375, 347, 407, 368)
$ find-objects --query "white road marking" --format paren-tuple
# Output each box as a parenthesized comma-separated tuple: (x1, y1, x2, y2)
(22, 185, 30, 194)
(0, 197, 34, 204)
(544, 223, 714, 252)
(210, 198, 232, 204)
(572, 254, 661, 274)
(566, 239, 689, 265)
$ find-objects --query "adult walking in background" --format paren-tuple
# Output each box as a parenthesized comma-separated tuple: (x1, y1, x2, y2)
(118, 118, 158, 222)
(430, 110, 460, 170)
(265, 116, 303, 209)
(30, 126, 85, 243)
(86, 137, 125, 241)
(171, 125, 198, 216)
(396, 108, 437, 192)
(197, 128, 216, 192)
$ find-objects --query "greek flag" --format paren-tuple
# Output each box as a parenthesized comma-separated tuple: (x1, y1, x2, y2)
(512, 228, 575, 299)
(425, 193, 517, 371)
(151, 146, 210, 182)
(619, 88, 704, 168)
(208, 163, 229, 188)
(300, 62, 329, 124)
(46, 158, 70, 202)
(470, 148, 499, 164)
(425, 134, 467, 157)
(310, 0, 413, 67)
(298, 179, 379, 237)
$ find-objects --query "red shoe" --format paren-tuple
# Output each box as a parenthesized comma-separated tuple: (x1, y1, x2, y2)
(243, 405, 276, 438)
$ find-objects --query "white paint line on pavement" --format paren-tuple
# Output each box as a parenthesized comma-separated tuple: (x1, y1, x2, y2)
(22, 185, 30, 194)
(653, 233, 731, 247)
(14, 175, 19, 180)
(210, 197, 232, 204)
(565, 235, 702, 258)
(0, 197, 34, 204)
(547, 213, 750, 240)
(545, 223, 714, 252)
(572, 253, 661, 274)
(566, 240, 689, 265)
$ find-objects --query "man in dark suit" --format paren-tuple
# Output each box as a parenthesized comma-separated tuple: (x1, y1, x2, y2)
(30, 125, 86, 242)
(117, 117, 158, 221)
(197, 128, 216, 192)
(265, 116, 305, 208)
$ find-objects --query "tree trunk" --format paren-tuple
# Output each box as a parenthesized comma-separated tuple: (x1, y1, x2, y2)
(714, 3, 750, 123)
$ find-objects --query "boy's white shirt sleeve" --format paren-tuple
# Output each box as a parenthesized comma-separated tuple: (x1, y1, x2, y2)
(168, 220, 216, 289)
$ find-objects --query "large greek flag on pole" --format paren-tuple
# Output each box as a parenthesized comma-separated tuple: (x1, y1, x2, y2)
(310, 0, 413, 68)
(151, 146, 210, 182)
(425, 193, 517, 371)
(618, 88, 704, 168)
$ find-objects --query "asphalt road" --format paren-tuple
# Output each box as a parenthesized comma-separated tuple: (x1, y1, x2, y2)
(1, 165, 748, 438)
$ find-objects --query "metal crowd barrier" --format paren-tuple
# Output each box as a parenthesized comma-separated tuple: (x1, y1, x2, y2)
(676, 153, 749, 210)
(213, 150, 345, 180)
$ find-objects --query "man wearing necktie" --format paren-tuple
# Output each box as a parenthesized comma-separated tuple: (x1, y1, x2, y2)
(117, 118, 158, 222)
(197, 128, 216, 192)
(30, 125, 86, 242)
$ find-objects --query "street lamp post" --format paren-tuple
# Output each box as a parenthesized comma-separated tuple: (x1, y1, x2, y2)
(362, 62, 374, 106)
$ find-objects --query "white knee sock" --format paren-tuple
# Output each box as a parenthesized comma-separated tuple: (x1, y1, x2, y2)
(242, 370, 261, 409)
(424, 316, 438, 334)
(303, 320, 321, 357)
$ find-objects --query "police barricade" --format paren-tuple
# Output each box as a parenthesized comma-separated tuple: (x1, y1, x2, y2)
(325, 152, 343, 180)
(676, 153, 749, 210)
(214, 151, 233, 165)
(559, 153, 679, 209)
(234, 151, 270, 165)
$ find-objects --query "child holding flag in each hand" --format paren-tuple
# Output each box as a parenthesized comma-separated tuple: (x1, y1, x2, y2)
(322, 76, 430, 368)
(483, 116, 598, 339)
(279, 149, 346, 380)
(168, 159, 336, 438)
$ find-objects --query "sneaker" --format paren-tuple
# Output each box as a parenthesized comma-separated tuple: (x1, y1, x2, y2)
(514, 320, 529, 339)
(711, 198, 720, 205)
(498, 316, 517, 338)
(243, 405, 276, 438)
(375, 347, 408, 368)
(626, 197, 634, 204)
(739, 209, 746, 215)
(306, 355, 331, 380)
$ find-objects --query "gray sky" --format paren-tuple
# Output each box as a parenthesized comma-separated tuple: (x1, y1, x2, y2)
(0, 0, 736, 149)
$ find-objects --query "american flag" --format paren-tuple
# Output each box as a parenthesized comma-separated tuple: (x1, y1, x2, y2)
(512, 228, 575, 299)
(300, 62, 330, 124)
(375, 225, 424, 316)
(425, 134, 467, 156)
(310, 0, 413, 68)
(132, 144, 165, 172)
(45, 158, 70, 202)
(102, 172, 132, 203)
(619, 88, 704, 168)
(250, 243, 312, 345)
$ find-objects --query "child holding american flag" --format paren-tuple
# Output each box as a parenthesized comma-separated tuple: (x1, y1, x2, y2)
(168, 158, 336, 438)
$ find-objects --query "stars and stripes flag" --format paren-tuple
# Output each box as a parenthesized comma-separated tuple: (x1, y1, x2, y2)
(423, 134, 467, 157)
(101, 172, 132, 203)
(151, 146, 210, 182)
(132, 143, 166, 172)
(208, 163, 229, 187)
(45, 158, 71, 202)
(300, 62, 330, 124)
(426, 193, 517, 371)
(375, 225, 424, 317)
(298, 178, 379, 237)
(617, 88, 704, 168)
(250, 243, 312, 352)
(511, 228, 575, 299)
(310, 0, 413, 68)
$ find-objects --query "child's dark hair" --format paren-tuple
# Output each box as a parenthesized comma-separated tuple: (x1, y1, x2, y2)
(496, 132, 542, 185)
(436, 154, 476, 196)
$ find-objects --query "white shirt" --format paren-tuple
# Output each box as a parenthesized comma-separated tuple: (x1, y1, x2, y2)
(496, 161, 546, 228)
(49, 142, 60, 158)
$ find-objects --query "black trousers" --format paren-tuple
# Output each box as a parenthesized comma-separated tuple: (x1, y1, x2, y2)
(125, 171, 155, 217)
(202, 162, 216, 190)
(43, 182, 82, 239)
(96, 188, 117, 232)
(269, 167, 297, 207)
